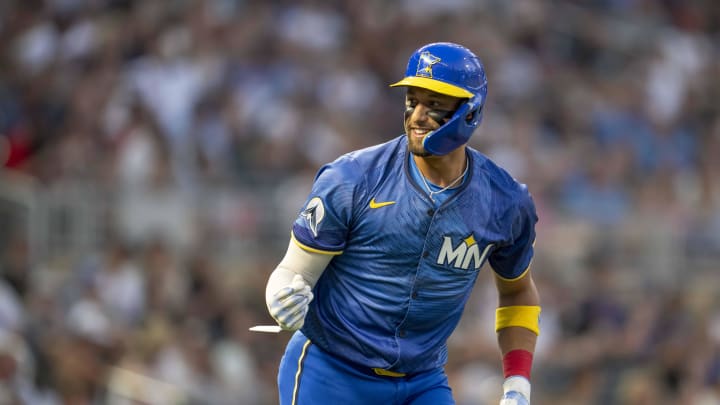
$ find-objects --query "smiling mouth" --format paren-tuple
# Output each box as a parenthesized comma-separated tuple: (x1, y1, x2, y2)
(410, 128, 433, 137)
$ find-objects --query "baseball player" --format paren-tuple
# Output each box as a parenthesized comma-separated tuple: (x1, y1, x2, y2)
(265, 42, 540, 405)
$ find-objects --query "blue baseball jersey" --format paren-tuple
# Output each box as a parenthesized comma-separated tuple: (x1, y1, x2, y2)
(292, 135, 537, 374)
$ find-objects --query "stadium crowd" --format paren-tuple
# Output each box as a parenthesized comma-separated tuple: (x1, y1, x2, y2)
(0, 0, 719, 404)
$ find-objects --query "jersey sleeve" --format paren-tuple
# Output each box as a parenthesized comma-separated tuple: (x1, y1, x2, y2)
(291, 158, 359, 255)
(489, 185, 538, 280)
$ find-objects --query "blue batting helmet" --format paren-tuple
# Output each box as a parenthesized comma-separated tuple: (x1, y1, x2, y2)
(390, 42, 488, 155)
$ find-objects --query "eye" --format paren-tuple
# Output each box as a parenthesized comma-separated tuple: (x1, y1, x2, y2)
(405, 99, 418, 108)
(427, 109, 454, 124)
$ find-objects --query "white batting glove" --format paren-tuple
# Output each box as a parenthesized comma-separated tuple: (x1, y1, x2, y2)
(268, 274, 314, 331)
(499, 376, 531, 405)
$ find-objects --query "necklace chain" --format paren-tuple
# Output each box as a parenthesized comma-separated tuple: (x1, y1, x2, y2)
(418, 161, 469, 202)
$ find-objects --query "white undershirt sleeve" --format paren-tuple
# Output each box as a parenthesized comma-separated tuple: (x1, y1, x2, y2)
(265, 239, 333, 308)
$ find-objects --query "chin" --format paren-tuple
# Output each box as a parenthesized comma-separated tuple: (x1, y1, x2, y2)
(408, 144, 431, 157)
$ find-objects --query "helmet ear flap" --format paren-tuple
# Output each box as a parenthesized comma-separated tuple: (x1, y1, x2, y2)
(465, 106, 478, 124)
(462, 95, 482, 126)
(422, 96, 484, 156)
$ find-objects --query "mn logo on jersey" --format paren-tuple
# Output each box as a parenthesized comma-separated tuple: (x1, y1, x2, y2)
(301, 197, 325, 237)
(437, 234, 494, 270)
(416, 51, 440, 78)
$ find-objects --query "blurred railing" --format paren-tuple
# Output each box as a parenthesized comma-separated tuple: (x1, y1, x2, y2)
(1, 172, 718, 283)
(0, 172, 307, 266)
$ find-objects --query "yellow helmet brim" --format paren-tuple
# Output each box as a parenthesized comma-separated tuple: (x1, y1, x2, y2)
(389, 76, 473, 98)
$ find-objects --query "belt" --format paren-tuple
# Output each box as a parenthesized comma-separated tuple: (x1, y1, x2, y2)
(308, 338, 410, 378)
(371, 368, 406, 378)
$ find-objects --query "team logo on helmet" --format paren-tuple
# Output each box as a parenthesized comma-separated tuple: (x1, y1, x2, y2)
(415, 51, 441, 78)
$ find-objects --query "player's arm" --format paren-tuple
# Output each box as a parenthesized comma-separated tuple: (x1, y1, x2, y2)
(265, 239, 333, 331)
(495, 270, 540, 405)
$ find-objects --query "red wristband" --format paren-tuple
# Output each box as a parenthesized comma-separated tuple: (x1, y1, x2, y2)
(502, 349, 533, 379)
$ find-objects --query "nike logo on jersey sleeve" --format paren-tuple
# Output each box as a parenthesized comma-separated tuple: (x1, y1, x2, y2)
(369, 198, 396, 209)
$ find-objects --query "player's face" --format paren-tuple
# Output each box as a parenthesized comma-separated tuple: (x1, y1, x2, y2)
(404, 88, 462, 157)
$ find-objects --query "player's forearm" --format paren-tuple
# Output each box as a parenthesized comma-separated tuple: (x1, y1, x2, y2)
(494, 272, 540, 391)
(496, 279, 539, 354)
(266, 239, 331, 294)
(497, 325, 536, 404)
(495, 272, 540, 345)
(496, 305, 538, 405)
(265, 239, 332, 311)
(497, 325, 537, 355)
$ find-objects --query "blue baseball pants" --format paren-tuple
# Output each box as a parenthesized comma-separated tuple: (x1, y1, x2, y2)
(277, 331, 454, 405)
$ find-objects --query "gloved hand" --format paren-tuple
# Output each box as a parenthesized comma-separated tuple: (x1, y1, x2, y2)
(268, 274, 314, 331)
(499, 376, 530, 405)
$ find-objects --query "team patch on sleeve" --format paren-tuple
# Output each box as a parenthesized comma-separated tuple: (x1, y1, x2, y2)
(292, 195, 346, 254)
(300, 197, 325, 237)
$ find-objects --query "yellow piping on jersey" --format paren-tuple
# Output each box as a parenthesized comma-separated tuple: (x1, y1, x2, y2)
(493, 263, 531, 282)
(292, 339, 312, 405)
(291, 232, 343, 255)
(492, 240, 535, 281)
